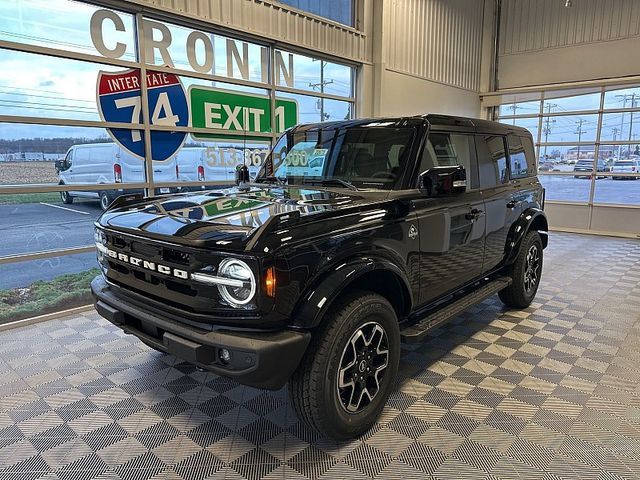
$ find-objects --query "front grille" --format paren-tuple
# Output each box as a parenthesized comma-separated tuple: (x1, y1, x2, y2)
(101, 230, 226, 315)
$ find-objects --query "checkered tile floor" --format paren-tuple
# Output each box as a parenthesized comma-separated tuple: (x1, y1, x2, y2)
(1, 232, 639, 480)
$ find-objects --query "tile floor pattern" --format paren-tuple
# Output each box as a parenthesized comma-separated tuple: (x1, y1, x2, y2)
(1, 232, 640, 480)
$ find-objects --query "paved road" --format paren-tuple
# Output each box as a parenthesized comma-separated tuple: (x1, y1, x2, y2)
(0, 199, 101, 289)
(0, 178, 637, 289)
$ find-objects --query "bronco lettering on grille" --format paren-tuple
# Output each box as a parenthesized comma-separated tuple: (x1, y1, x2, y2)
(104, 248, 188, 279)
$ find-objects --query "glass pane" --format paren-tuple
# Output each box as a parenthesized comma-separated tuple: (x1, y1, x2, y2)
(543, 92, 601, 113)
(539, 174, 591, 202)
(142, 19, 266, 84)
(0, 124, 149, 186)
(0, 253, 98, 324)
(0, 49, 136, 121)
(276, 92, 352, 124)
(275, 0, 354, 26)
(603, 86, 640, 110)
(536, 144, 598, 172)
(0, 191, 102, 258)
(274, 50, 354, 98)
(0, 0, 136, 60)
(499, 116, 539, 142)
(498, 100, 540, 117)
(175, 136, 271, 188)
(594, 175, 640, 205)
(601, 112, 640, 142)
(539, 114, 598, 143)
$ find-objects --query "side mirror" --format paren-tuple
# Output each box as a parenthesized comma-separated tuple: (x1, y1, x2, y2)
(235, 164, 250, 185)
(419, 165, 467, 197)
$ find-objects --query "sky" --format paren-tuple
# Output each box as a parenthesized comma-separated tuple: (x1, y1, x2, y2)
(0, 0, 353, 142)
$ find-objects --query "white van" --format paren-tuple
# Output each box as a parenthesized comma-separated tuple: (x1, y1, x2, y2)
(176, 146, 264, 191)
(58, 143, 178, 210)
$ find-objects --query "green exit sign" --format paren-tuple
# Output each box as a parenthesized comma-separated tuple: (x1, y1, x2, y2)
(189, 86, 298, 140)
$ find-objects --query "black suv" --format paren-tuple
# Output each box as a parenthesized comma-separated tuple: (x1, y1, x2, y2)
(92, 115, 547, 439)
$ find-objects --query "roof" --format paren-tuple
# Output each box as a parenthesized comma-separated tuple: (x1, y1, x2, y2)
(291, 114, 531, 137)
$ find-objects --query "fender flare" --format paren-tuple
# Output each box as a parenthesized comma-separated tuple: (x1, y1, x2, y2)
(290, 257, 414, 329)
(504, 208, 549, 265)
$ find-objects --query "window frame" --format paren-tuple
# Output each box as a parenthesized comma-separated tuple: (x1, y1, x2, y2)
(415, 130, 480, 192)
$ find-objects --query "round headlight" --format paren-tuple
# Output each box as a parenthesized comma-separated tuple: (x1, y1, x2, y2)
(217, 258, 256, 306)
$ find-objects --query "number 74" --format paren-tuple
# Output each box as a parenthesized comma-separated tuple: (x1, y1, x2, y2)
(114, 92, 180, 142)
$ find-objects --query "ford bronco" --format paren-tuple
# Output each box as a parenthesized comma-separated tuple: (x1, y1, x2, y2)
(92, 114, 548, 439)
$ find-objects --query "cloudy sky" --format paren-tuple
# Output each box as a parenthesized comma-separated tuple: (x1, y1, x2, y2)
(0, 0, 353, 141)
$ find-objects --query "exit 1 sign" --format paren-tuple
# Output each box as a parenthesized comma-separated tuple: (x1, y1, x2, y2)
(189, 86, 298, 140)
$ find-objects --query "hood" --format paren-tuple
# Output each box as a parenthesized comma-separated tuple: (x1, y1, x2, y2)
(98, 185, 388, 250)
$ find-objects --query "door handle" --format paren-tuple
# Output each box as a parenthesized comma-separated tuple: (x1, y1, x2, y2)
(506, 201, 517, 209)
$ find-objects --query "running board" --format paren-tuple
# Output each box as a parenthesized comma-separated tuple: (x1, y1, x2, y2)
(400, 277, 512, 343)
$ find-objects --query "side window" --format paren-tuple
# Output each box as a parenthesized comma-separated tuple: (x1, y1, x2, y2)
(507, 133, 534, 179)
(418, 132, 478, 189)
(476, 135, 508, 187)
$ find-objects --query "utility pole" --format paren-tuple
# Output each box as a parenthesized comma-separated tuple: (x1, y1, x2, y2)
(542, 103, 557, 161)
(615, 92, 638, 158)
(611, 127, 621, 160)
(309, 60, 333, 121)
(575, 118, 587, 163)
(627, 93, 637, 157)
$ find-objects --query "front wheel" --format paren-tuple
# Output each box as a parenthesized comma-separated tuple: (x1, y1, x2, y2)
(288, 291, 400, 440)
(499, 231, 543, 308)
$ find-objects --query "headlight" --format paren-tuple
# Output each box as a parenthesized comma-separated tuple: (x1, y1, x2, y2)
(217, 258, 256, 306)
(94, 228, 108, 257)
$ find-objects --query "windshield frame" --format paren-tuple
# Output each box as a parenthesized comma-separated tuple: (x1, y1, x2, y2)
(256, 124, 420, 191)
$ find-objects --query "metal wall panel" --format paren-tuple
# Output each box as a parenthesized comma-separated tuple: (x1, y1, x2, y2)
(499, 0, 640, 55)
(385, 0, 484, 92)
(124, 0, 368, 62)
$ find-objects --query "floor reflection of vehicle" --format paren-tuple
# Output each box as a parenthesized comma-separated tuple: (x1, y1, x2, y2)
(573, 159, 607, 179)
(611, 159, 640, 180)
(57, 143, 178, 210)
(176, 147, 262, 191)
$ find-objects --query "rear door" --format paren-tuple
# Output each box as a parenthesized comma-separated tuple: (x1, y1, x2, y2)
(479, 133, 537, 272)
(413, 130, 486, 305)
(476, 134, 513, 271)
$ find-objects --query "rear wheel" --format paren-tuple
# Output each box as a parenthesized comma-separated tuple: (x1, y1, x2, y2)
(288, 291, 400, 440)
(100, 191, 112, 211)
(499, 231, 543, 308)
(60, 190, 73, 204)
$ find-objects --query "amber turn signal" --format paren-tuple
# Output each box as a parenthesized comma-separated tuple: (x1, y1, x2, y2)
(264, 267, 276, 297)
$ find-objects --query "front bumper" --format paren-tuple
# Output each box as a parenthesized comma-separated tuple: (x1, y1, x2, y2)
(91, 276, 310, 390)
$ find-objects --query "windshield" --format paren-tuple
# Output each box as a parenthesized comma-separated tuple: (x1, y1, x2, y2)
(256, 126, 416, 190)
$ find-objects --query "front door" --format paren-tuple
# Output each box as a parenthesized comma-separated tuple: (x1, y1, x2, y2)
(413, 131, 486, 306)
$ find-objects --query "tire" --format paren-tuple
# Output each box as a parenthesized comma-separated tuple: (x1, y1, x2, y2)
(100, 191, 112, 211)
(60, 190, 73, 204)
(288, 291, 400, 440)
(499, 230, 543, 308)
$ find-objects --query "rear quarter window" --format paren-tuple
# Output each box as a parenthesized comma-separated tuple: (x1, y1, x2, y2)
(507, 133, 536, 179)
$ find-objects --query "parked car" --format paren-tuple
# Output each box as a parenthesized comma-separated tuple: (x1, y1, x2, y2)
(176, 147, 263, 191)
(58, 143, 178, 210)
(611, 159, 640, 180)
(92, 115, 547, 439)
(573, 159, 607, 179)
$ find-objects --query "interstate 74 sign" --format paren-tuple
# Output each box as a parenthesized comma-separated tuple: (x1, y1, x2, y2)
(97, 69, 189, 161)
(189, 86, 298, 140)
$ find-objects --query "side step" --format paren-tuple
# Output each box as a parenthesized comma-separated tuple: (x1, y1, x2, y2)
(400, 277, 512, 343)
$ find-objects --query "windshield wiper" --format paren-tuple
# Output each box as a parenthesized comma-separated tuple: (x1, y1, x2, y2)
(255, 175, 287, 185)
(303, 178, 359, 191)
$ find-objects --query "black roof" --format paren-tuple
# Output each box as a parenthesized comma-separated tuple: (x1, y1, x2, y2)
(292, 114, 532, 137)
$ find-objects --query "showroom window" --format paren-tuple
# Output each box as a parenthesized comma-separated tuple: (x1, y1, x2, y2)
(0, 0, 356, 324)
(275, 0, 355, 27)
(498, 86, 640, 206)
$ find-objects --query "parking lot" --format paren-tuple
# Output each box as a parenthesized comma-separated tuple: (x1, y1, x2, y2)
(540, 174, 640, 203)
